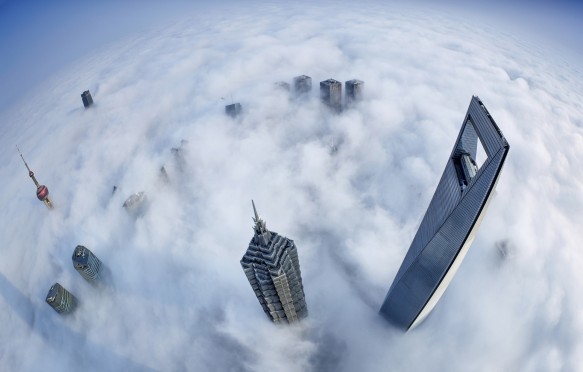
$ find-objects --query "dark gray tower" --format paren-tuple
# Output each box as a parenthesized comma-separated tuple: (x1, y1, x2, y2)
(81, 90, 94, 108)
(320, 79, 342, 109)
(240, 201, 308, 323)
(225, 103, 242, 118)
(46, 283, 77, 314)
(293, 75, 312, 96)
(379, 96, 510, 330)
(72, 245, 103, 284)
(345, 79, 364, 104)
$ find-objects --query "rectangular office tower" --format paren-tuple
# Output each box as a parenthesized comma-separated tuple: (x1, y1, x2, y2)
(345, 79, 364, 104)
(81, 90, 93, 108)
(293, 75, 312, 96)
(240, 201, 308, 323)
(379, 96, 510, 331)
(46, 283, 77, 314)
(225, 103, 242, 118)
(72, 245, 103, 284)
(320, 79, 342, 109)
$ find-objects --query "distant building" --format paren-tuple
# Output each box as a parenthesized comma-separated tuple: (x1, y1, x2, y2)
(17, 147, 53, 209)
(72, 245, 103, 284)
(171, 139, 188, 172)
(240, 201, 308, 323)
(379, 96, 510, 331)
(81, 90, 94, 108)
(123, 191, 147, 216)
(320, 79, 342, 109)
(345, 79, 364, 104)
(275, 82, 291, 92)
(225, 103, 242, 118)
(46, 283, 77, 314)
(159, 166, 170, 184)
(293, 75, 312, 96)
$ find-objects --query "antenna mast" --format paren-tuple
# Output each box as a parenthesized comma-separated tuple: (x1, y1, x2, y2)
(16, 145, 53, 209)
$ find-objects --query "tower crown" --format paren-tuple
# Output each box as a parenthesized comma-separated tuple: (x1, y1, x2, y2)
(252, 200, 267, 235)
(251, 200, 271, 245)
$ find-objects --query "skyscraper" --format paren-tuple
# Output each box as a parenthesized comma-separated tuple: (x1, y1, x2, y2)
(345, 79, 364, 104)
(379, 96, 510, 330)
(123, 191, 148, 216)
(225, 103, 242, 118)
(81, 90, 94, 108)
(240, 201, 308, 323)
(17, 146, 53, 209)
(293, 75, 312, 96)
(46, 283, 77, 314)
(320, 79, 342, 109)
(72, 245, 103, 284)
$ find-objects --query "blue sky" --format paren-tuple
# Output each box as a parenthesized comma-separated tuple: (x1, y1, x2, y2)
(0, 0, 581, 113)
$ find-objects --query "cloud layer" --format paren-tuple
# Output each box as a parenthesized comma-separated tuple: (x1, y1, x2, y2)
(1, 3, 582, 371)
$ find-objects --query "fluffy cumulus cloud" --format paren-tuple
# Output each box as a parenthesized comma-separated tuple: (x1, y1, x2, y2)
(1, 2, 582, 371)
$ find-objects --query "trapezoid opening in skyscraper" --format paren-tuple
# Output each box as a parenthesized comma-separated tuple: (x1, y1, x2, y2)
(379, 96, 510, 331)
(240, 201, 308, 324)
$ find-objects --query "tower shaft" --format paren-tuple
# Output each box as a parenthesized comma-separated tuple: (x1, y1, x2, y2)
(43, 197, 54, 209)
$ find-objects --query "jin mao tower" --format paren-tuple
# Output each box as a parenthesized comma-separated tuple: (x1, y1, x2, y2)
(240, 201, 307, 323)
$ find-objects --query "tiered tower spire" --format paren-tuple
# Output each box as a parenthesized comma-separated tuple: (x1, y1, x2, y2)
(17, 146, 53, 209)
(241, 200, 308, 324)
(252, 200, 270, 244)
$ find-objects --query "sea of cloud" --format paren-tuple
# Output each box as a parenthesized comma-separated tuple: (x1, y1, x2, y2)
(0, 2, 582, 371)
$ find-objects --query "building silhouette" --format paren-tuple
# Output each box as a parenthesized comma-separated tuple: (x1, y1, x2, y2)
(81, 90, 94, 108)
(72, 245, 103, 284)
(123, 191, 148, 216)
(345, 79, 364, 104)
(240, 201, 307, 323)
(275, 82, 291, 92)
(320, 79, 342, 109)
(225, 103, 242, 118)
(379, 96, 510, 330)
(46, 283, 77, 314)
(293, 75, 312, 96)
(17, 146, 53, 209)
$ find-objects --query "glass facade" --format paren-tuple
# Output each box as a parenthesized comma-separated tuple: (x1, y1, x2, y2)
(46, 283, 77, 314)
(345, 79, 364, 104)
(379, 96, 510, 330)
(320, 79, 342, 109)
(72, 245, 103, 284)
(241, 202, 308, 323)
(81, 90, 93, 108)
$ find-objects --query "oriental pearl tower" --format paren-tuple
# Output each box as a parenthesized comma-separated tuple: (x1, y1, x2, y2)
(17, 146, 53, 209)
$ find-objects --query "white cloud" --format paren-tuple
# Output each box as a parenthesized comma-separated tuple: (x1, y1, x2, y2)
(0, 2, 582, 371)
